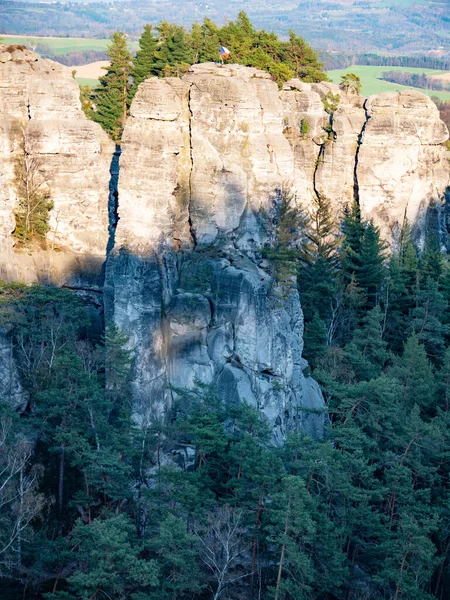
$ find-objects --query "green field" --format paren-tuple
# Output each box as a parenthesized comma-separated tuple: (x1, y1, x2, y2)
(327, 65, 450, 101)
(75, 77, 101, 87)
(0, 34, 110, 55)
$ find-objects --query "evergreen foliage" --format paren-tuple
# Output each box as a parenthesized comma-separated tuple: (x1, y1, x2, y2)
(131, 24, 158, 91)
(153, 22, 193, 77)
(91, 32, 133, 140)
(340, 72, 362, 94)
(87, 13, 327, 139)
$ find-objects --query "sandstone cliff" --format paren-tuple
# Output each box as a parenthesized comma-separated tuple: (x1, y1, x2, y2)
(106, 64, 330, 440)
(358, 91, 450, 247)
(1, 57, 449, 438)
(0, 45, 115, 283)
(106, 63, 449, 438)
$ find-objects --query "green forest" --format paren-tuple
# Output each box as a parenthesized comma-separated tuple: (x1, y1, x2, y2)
(3, 191, 450, 599)
(381, 71, 450, 93)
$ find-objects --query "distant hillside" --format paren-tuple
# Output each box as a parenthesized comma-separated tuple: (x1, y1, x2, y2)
(2, 0, 449, 57)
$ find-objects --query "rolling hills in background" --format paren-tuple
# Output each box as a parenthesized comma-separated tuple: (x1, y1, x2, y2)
(1, 0, 449, 58)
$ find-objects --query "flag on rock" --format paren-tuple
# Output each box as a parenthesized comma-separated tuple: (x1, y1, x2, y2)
(219, 45, 230, 59)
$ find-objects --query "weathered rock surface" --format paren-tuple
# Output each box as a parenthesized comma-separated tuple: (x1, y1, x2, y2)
(0, 45, 115, 283)
(106, 63, 449, 439)
(314, 82, 367, 209)
(185, 64, 294, 247)
(107, 64, 329, 440)
(357, 91, 450, 247)
(0, 329, 26, 410)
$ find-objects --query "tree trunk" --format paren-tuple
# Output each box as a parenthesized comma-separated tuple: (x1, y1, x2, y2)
(274, 494, 291, 600)
(17, 465, 24, 571)
(250, 491, 264, 596)
(394, 552, 408, 600)
(58, 446, 65, 528)
(122, 79, 127, 133)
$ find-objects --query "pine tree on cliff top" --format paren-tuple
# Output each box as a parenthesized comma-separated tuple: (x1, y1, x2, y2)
(132, 24, 158, 92)
(93, 32, 132, 141)
(153, 22, 193, 77)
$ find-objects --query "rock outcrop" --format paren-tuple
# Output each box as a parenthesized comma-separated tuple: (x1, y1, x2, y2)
(106, 65, 328, 441)
(1, 58, 449, 441)
(357, 91, 449, 247)
(0, 329, 26, 409)
(0, 45, 115, 283)
(105, 63, 449, 439)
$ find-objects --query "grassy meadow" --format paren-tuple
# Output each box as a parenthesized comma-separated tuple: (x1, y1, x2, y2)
(76, 77, 102, 87)
(0, 34, 110, 55)
(327, 65, 450, 100)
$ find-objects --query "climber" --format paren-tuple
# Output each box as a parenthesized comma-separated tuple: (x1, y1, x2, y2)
(219, 44, 230, 65)
(267, 143, 274, 163)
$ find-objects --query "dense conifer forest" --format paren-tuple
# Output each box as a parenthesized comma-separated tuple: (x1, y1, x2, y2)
(2, 190, 450, 599)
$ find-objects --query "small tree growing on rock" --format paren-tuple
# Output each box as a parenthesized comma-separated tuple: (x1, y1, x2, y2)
(13, 133, 53, 246)
(300, 118, 310, 139)
(340, 72, 362, 95)
(263, 184, 310, 294)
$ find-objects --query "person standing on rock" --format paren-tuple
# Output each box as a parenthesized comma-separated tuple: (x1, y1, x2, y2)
(267, 143, 274, 163)
(219, 44, 230, 65)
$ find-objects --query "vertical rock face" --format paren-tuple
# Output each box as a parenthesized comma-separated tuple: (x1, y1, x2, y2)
(0, 45, 115, 283)
(107, 63, 449, 439)
(280, 79, 326, 206)
(314, 83, 367, 209)
(2, 58, 449, 439)
(107, 64, 327, 441)
(0, 329, 26, 410)
(116, 78, 193, 252)
(357, 91, 450, 247)
(184, 64, 293, 247)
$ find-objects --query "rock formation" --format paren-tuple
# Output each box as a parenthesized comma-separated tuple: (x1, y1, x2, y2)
(1, 56, 449, 439)
(106, 65, 329, 441)
(357, 91, 450, 247)
(0, 44, 115, 284)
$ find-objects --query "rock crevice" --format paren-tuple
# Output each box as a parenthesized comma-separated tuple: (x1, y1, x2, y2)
(353, 99, 371, 206)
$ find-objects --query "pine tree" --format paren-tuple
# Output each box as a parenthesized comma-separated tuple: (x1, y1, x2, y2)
(339, 201, 365, 288)
(389, 334, 436, 413)
(345, 305, 389, 380)
(93, 32, 133, 140)
(299, 195, 339, 325)
(268, 476, 316, 600)
(340, 73, 362, 94)
(263, 186, 309, 293)
(303, 311, 328, 367)
(384, 243, 419, 353)
(189, 18, 220, 63)
(51, 515, 159, 599)
(147, 514, 203, 600)
(132, 24, 158, 92)
(358, 221, 387, 308)
(154, 22, 193, 77)
(410, 278, 449, 365)
(281, 30, 327, 81)
(420, 231, 443, 283)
